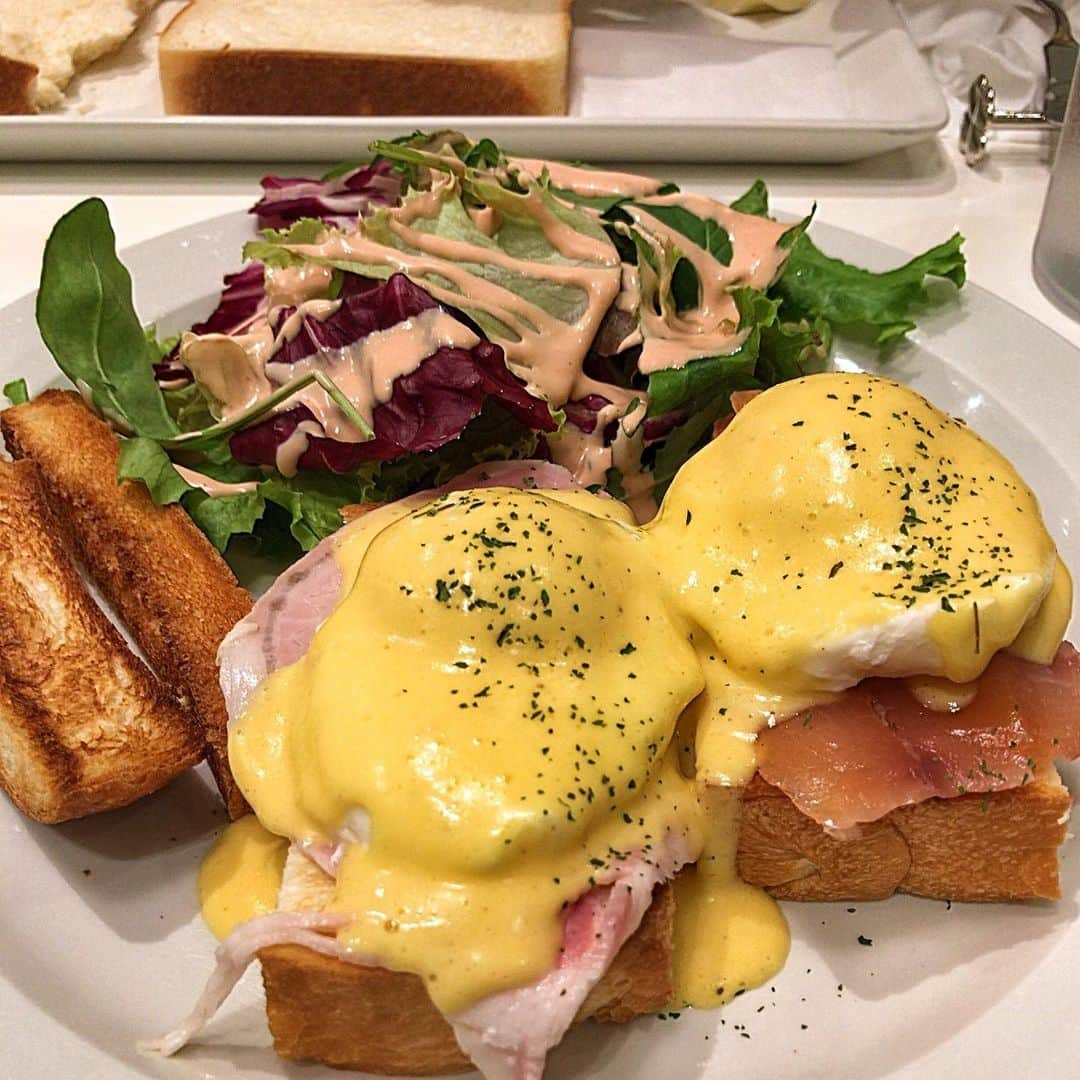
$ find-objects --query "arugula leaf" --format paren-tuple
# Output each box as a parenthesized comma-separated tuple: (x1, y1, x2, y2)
(36, 198, 177, 439)
(463, 138, 503, 169)
(3, 378, 28, 406)
(776, 232, 966, 343)
(646, 328, 762, 418)
(670, 259, 700, 312)
(730, 180, 770, 218)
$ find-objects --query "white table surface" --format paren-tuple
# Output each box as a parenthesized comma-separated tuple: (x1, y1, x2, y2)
(1, 125, 1076, 351)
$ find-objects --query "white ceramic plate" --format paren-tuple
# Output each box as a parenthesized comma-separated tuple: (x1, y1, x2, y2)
(1, 0, 946, 164)
(0, 207, 1077, 1080)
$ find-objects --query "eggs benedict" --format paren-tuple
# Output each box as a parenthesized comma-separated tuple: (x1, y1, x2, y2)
(158, 372, 1076, 1078)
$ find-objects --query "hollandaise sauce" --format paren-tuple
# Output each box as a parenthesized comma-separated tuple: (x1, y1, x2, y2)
(199, 814, 289, 940)
(210, 372, 1068, 1019)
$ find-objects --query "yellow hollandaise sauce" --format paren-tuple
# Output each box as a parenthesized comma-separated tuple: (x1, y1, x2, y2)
(199, 814, 289, 940)
(229, 487, 708, 1013)
(670, 786, 790, 1007)
(210, 372, 1069, 1016)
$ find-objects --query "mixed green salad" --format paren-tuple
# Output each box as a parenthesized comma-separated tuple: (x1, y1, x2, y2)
(12, 132, 966, 558)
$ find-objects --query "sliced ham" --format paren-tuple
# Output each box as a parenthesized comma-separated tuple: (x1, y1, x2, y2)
(757, 643, 1080, 830)
(143, 910, 352, 1058)
(451, 838, 692, 1080)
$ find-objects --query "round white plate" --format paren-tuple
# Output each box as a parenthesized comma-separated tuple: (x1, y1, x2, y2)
(0, 212, 1077, 1080)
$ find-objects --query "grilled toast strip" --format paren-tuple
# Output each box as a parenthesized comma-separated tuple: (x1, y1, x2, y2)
(0, 458, 203, 821)
(1, 391, 253, 818)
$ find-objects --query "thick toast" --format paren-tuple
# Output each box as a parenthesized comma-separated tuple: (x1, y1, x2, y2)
(0, 458, 202, 821)
(737, 771, 1071, 902)
(260, 845, 674, 1074)
(1, 391, 252, 818)
(257, 775, 1071, 1073)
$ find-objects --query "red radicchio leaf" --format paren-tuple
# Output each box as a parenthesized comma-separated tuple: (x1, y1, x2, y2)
(228, 273, 555, 473)
(251, 161, 403, 230)
(157, 262, 268, 381)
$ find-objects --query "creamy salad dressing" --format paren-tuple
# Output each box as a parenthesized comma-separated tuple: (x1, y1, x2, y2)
(622, 200, 791, 375)
(264, 308, 481, 446)
(179, 157, 794, 510)
(299, 208, 623, 409)
(509, 157, 666, 200)
(275, 419, 323, 478)
(264, 263, 335, 309)
(173, 464, 259, 498)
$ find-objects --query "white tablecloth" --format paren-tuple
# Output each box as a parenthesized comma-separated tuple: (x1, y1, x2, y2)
(1, 127, 1076, 351)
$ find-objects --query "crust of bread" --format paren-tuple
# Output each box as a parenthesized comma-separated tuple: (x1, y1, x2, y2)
(1, 391, 253, 818)
(737, 772, 1071, 902)
(259, 884, 674, 1074)
(158, 0, 570, 117)
(159, 49, 567, 117)
(0, 56, 37, 115)
(0, 458, 203, 821)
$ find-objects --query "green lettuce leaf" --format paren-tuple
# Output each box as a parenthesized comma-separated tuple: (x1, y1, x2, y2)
(244, 217, 332, 268)
(776, 232, 966, 343)
(649, 371, 763, 500)
(186, 489, 267, 553)
(646, 328, 762, 419)
(757, 317, 832, 384)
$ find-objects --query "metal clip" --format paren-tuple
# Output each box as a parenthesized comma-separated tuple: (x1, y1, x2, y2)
(960, 0, 1078, 166)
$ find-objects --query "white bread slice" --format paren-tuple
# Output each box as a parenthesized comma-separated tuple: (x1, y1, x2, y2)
(0, 0, 159, 113)
(158, 0, 571, 116)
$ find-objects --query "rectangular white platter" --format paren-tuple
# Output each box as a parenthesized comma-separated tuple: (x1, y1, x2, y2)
(1, 0, 947, 163)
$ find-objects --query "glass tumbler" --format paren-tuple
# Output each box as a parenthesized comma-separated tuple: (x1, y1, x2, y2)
(1033, 53, 1080, 320)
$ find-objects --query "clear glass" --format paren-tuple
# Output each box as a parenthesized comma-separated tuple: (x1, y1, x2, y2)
(1033, 55, 1080, 321)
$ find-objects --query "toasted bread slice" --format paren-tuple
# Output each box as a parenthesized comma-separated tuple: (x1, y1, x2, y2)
(259, 846, 674, 1074)
(1, 391, 253, 818)
(158, 0, 571, 116)
(0, 458, 202, 822)
(737, 771, 1072, 902)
